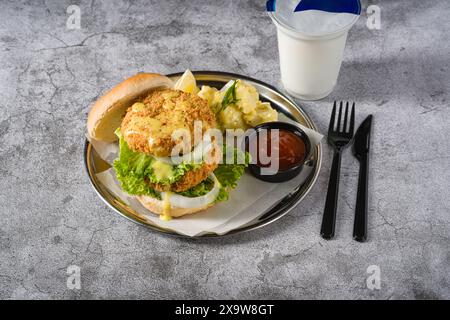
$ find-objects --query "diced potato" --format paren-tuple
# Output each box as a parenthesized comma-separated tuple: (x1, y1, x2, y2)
(198, 85, 223, 113)
(243, 101, 278, 127)
(235, 80, 259, 114)
(257, 102, 278, 122)
(219, 105, 248, 130)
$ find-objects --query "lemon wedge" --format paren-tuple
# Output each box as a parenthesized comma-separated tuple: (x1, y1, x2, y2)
(174, 69, 199, 94)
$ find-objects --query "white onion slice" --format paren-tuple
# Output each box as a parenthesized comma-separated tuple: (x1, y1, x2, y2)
(162, 174, 220, 209)
(220, 80, 235, 93)
(154, 134, 213, 165)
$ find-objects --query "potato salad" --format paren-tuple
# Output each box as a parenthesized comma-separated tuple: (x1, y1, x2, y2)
(198, 79, 278, 130)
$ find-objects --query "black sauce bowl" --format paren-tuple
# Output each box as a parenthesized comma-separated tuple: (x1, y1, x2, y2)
(243, 122, 311, 183)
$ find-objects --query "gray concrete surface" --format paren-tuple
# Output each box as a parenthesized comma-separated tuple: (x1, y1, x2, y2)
(0, 0, 449, 299)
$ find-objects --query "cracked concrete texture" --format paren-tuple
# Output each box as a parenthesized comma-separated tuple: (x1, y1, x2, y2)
(0, 0, 449, 299)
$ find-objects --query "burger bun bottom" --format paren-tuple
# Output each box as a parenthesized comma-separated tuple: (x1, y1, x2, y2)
(136, 195, 214, 218)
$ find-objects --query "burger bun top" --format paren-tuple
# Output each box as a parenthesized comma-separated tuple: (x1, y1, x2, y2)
(87, 73, 174, 142)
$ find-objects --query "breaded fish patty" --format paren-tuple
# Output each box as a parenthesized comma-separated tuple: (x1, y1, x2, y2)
(121, 89, 216, 157)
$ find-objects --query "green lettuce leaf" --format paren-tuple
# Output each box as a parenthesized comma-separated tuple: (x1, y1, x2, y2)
(113, 129, 203, 198)
(177, 177, 214, 198)
(113, 130, 161, 199)
(215, 187, 229, 202)
(214, 146, 250, 188)
(213, 146, 249, 202)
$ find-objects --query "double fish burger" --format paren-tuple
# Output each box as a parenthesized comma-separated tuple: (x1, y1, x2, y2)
(87, 73, 248, 220)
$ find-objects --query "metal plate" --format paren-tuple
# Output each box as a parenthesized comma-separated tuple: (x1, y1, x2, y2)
(84, 71, 322, 238)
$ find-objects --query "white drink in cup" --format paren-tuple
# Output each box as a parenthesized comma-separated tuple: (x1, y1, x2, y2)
(269, 0, 361, 100)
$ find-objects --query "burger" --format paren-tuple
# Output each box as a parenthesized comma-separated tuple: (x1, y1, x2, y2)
(87, 73, 248, 220)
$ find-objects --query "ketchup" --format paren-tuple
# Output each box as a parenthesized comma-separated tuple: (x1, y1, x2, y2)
(252, 129, 306, 170)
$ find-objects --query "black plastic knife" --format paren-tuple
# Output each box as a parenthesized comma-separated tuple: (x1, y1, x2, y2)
(352, 115, 373, 242)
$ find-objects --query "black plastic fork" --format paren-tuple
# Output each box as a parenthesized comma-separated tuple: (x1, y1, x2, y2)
(320, 101, 355, 240)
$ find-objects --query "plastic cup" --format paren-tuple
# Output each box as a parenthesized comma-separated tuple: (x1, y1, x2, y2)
(269, 2, 360, 100)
